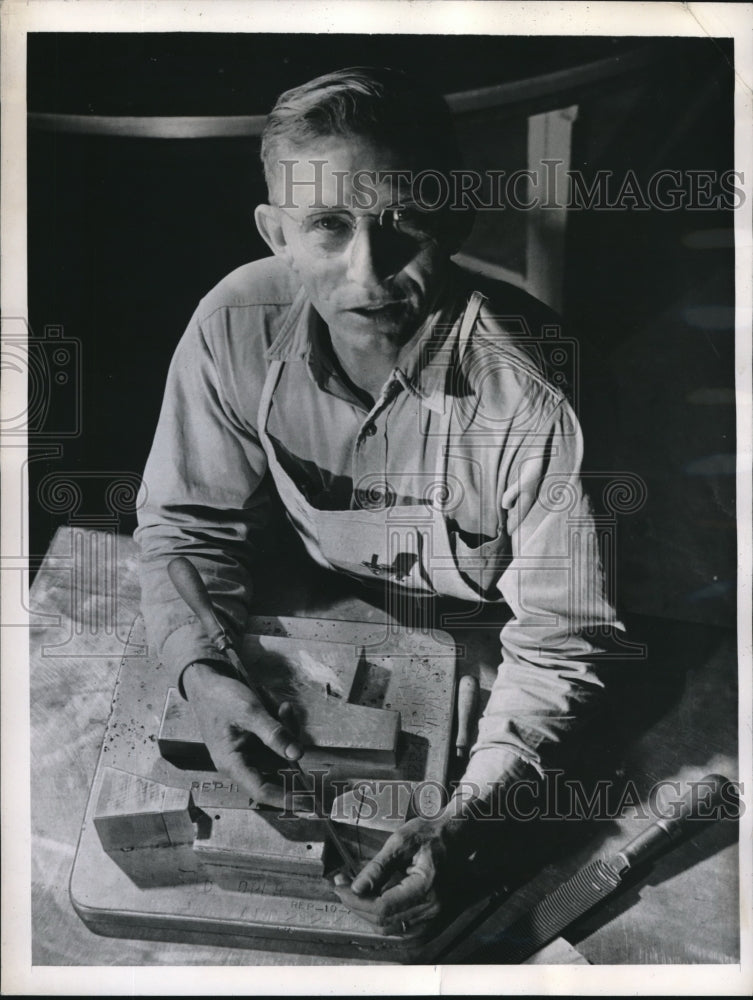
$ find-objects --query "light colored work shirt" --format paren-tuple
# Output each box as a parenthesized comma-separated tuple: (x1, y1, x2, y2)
(136, 256, 624, 790)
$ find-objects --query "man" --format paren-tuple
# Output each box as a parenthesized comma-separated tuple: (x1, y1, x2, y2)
(136, 66, 623, 937)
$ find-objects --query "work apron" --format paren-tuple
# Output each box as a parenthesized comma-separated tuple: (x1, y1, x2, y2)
(256, 291, 495, 604)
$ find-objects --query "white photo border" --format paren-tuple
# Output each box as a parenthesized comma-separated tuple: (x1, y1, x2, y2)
(2, 1, 751, 995)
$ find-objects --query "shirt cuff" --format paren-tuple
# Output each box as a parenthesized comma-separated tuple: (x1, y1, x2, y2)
(457, 746, 540, 799)
(177, 656, 240, 699)
(160, 617, 228, 681)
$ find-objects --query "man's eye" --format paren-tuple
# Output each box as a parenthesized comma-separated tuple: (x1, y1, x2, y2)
(394, 207, 419, 223)
(399, 207, 433, 224)
(393, 207, 436, 237)
(310, 215, 350, 233)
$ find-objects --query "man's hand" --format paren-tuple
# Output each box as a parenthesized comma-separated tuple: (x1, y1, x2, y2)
(333, 815, 459, 936)
(182, 661, 302, 809)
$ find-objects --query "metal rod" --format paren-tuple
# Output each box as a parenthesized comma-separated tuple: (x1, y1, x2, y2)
(290, 760, 359, 880)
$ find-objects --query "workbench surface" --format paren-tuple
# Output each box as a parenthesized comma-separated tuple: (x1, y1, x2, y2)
(28, 527, 740, 966)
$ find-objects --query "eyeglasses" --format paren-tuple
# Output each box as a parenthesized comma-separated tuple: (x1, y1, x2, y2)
(274, 204, 446, 256)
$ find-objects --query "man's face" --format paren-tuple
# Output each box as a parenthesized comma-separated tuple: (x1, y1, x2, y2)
(260, 135, 451, 347)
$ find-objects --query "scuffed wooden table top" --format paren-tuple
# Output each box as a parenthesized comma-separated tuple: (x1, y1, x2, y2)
(29, 526, 740, 967)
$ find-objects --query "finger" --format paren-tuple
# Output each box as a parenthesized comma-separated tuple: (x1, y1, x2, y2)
(335, 886, 383, 934)
(335, 872, 438, 922)
(332, 884, 432, 921)
(240, 697, 302, 761)
(381, 898, 441, 937)
(333, 884, 439, 933)
(278, 700, 299, 735)
(377, 851, 436, 912)
(405, 843, 435, 889)
(223, 754, 286, 809)
(331, 886, 408, 934)
(351, 832, 415, 895)
(368, 867, 433, 919)
(331, 878, 384, 930)
(372, 841, 435, 908)
(386, 894, 440, 926)
(333, 883, 384, 915)
(333, 884, 383, 922)
(350, 845, 437, 920)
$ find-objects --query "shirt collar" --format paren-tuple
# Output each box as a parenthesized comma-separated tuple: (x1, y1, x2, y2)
(265, 285, 311, 362)
(265, 268, 465, 413)
(401, 287, 464, 413)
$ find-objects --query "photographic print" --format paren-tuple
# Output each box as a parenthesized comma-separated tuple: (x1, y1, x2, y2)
(2, 2, 751, 995)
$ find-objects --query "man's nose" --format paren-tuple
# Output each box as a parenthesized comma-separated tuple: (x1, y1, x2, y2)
(345, 219, 388, 286)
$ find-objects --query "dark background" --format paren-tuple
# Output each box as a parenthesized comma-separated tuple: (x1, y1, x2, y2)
(26, 33, 737, 628)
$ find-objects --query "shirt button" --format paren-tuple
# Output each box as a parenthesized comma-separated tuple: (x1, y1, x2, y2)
(362, 423, 377, 437)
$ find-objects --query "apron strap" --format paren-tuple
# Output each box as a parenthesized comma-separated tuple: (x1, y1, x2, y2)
(433, 290, 485, 506)
(257, 357, 285, 440)
(456, 290, 486, 366)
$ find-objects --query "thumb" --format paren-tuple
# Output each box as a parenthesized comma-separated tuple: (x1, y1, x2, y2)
(278, 700, 300, 736)
(239, 691, 302, 761)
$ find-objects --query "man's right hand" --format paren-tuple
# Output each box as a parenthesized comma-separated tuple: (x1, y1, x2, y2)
(182, 661, 303, 809)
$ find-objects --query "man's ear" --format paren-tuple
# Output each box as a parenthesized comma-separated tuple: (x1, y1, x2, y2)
(254, 204, 294, 264)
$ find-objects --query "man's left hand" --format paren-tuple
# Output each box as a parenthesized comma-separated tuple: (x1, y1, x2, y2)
(332, 815, 457, 936)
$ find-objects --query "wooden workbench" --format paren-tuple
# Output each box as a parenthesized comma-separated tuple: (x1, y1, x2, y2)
(29, 526, 740, 966)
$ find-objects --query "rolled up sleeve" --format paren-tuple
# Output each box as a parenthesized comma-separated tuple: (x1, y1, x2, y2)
(468, 400, 625, 786)
(134, 313, 272, 675)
